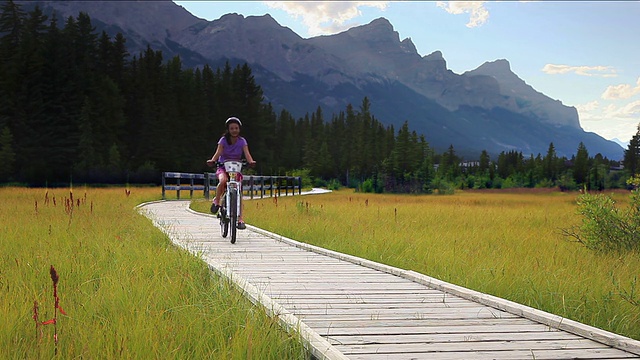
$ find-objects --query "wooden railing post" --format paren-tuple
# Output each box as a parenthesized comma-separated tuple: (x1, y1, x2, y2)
(270, 177, 274, 198)
(162, 172, 167, 200)
(249, 176, 254, 199)
(204, 172, 210, 199)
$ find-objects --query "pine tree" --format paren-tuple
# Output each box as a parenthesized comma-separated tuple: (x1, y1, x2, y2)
(0, 0, 26, 130)
(544, 142, 559, 182)
(0, 126, 16, 181)
(479, 150, 490, 175)
(439, 144, 460, 181)
(624, 124, 640, 176)
(573, 142, 589, 186)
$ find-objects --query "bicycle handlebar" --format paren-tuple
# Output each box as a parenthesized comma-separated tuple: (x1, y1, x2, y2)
(215, 159, 248, 167)
(206, 159, 255, 168)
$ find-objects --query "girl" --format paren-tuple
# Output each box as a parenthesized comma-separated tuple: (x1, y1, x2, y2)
(206, 117, 256, 229)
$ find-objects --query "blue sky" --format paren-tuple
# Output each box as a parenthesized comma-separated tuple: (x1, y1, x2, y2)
(173, 1, 640, 144)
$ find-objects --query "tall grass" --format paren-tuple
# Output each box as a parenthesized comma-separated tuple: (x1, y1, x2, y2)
(1, 187, 307, 359)
(229, 189, 640, 340)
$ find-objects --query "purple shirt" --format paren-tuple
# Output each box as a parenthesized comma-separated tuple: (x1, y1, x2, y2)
(218, 136, 247, 162)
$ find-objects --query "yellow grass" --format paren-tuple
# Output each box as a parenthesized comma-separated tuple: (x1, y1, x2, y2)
(232, 188, 640, 340)
(1, 186, 307, 359)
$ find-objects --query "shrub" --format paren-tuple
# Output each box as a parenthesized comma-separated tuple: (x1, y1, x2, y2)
(565, 176, 640, 252)
(326, 178, 342, 191)
(287, 168, 313, 189)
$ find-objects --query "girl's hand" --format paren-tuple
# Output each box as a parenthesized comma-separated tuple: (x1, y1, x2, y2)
(206, 159, 215, 167)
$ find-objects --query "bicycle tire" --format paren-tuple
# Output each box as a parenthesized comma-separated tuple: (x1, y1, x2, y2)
(219, 192, 229, 238)
(219, 207, 228, 238)
(229, 190, 238, 244)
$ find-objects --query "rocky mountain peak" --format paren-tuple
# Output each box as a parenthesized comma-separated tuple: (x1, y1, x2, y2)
(466, 59, 581, 129)
(215, 13, 281, 30)
(341, 17, 407, 53)
(400, 37, 417, 54)
(475, 58, 512, 73)
(349, 17, 395, 37)
(423, 50, 447, 69)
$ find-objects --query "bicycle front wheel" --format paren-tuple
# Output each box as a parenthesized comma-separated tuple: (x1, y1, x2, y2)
(219, 207, 229, 238)
(229, 190, 238, 244)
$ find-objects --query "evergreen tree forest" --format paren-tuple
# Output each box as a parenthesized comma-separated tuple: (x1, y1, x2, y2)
(0, 2, 632, 191)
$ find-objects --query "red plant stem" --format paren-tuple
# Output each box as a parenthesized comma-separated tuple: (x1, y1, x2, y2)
(49, 266, 59, 354)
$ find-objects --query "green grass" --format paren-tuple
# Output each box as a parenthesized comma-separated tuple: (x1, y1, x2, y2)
(194, 188, 640, 341)
(1, 187, 308, 359)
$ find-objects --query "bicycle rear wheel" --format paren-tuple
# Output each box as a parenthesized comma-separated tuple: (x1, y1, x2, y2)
(229, 191, 238, 244)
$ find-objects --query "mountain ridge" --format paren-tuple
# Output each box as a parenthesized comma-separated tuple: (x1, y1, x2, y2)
(21, 1, 624, 159)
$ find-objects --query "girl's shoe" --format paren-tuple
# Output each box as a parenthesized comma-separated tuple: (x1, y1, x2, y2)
(237, 221, 246, 230)
(210, 202, 220, 214)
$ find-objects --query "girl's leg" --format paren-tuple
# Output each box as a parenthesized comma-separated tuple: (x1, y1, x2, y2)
(211, 171, 227, 213)
(215, 172, 227, 204)
(239, 202, 244, 222)
(236, 173, 246, 228)
(237, 201, 246, 229)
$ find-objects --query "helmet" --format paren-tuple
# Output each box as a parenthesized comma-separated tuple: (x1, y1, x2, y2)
(225, 117, 242, 127)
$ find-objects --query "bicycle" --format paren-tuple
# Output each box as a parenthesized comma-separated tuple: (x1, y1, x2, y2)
(215, 160, 247, 244)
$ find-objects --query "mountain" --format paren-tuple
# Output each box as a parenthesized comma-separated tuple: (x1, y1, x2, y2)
(21, 0, 624, 160)
(612, 138, 630, 149)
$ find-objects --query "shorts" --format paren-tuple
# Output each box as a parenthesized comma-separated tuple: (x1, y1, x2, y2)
(216, 166, 243, 183)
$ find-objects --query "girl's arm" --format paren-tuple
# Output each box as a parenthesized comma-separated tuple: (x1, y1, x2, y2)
(243, 145, 256, 165)
(206, 144, 224, 166)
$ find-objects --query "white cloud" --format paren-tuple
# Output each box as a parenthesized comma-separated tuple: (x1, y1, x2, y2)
(605, 100, 640, 119)
(576, 100, 600, 114)
(576, 100, 640, 143)
(263, 1, 388, 36)
(435, 1, 489, 28)
(602, 77, 640, 100)
(542, 64, 617, 77)
(579, 99, 640, 121)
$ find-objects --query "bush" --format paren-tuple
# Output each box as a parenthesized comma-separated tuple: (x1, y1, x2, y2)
(287, 168, 313, 189)
(326, 178, 342, 191)
(359, 178, 385, 193)
(431, 178, 455, 195)
(565, 176, 640, 253)
(359, 178, 373, 193)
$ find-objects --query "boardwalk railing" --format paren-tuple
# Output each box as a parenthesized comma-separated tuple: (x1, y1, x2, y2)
(162, 172, 302, 200)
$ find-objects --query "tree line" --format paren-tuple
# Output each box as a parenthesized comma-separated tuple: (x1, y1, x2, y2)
(0, 1, 633, 192)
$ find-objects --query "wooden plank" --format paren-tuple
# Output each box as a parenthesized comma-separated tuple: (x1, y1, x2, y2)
(337, 338, 620, 354)
(297, 317, 533, 328)
(311, 324, 561, 336)
(269, 296, 474, 304)
(326, 331, 583, 345)
(290, 308, 527, 321)
(344, 348, 639, 360)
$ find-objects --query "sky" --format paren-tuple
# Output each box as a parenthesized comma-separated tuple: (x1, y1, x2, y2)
(173, 1, 640, 145)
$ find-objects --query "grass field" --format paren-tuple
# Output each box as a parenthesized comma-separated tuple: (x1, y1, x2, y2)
(195, 188, 640, 341)
(0, 187, 308, 359)
(6, 185, 638, 360)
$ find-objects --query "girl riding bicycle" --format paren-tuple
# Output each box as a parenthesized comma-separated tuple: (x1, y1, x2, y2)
(206, 117, 256, 229)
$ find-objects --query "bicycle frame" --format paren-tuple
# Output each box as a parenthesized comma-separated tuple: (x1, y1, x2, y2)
(218, 160, 244, 244)
(224, 160, 242, 221)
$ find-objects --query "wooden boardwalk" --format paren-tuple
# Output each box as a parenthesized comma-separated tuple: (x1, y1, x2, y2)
(138, 200, 640, 360)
